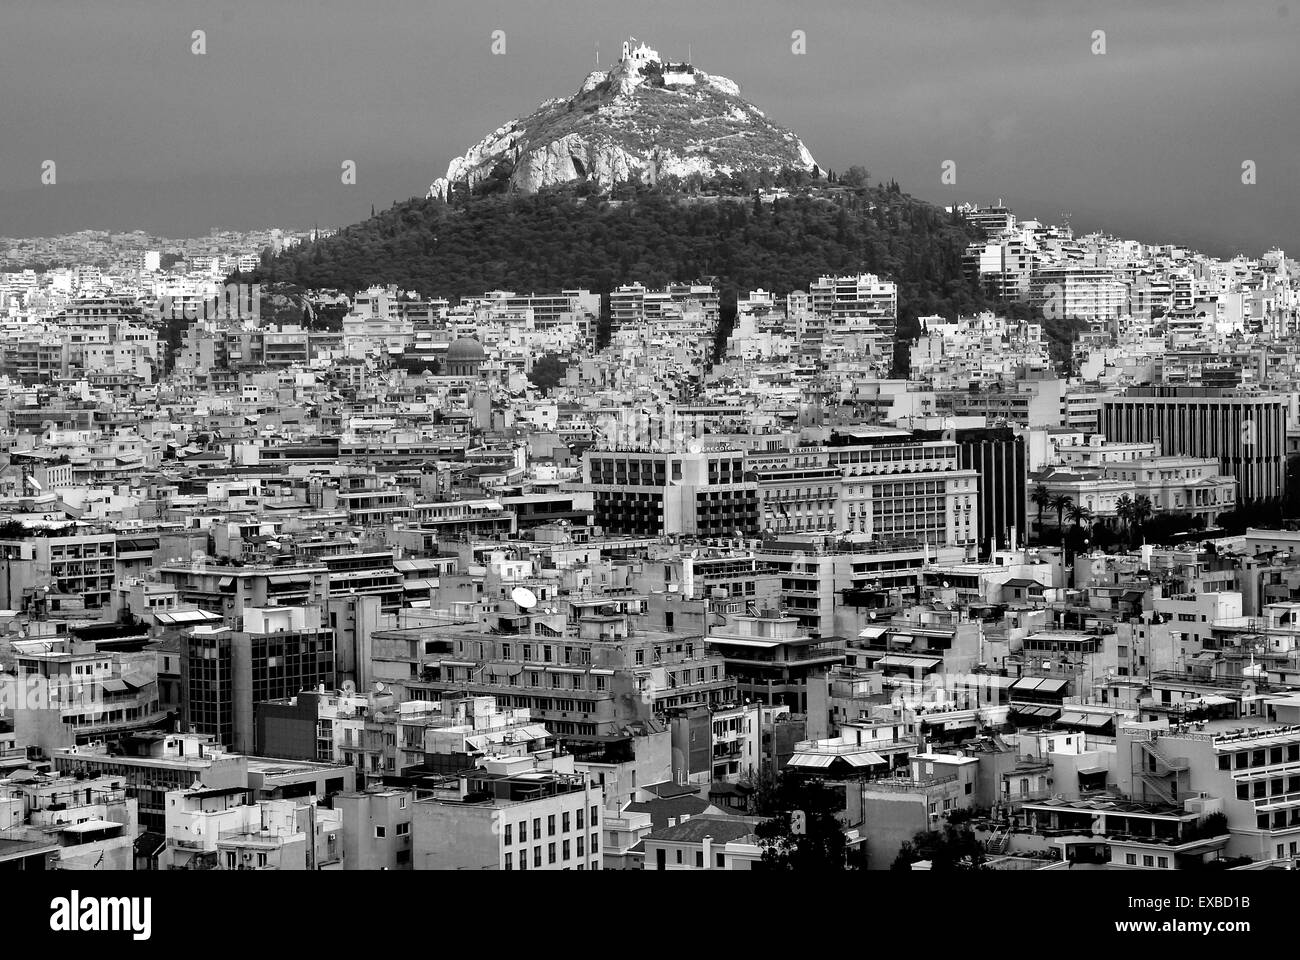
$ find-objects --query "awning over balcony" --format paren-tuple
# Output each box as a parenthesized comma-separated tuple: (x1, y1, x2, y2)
(841, 751, 886, 768)
(60, 819, 122, 834)
(1183, 695, 1234, 708)
(875, 654, 943, 672)
(1012, 705, 1061, 721)
(1010, 677, 1070, 696)
(267, 575, 310, 588)
(786, 753, 835, 769)
(1058, 711, 1114, 731)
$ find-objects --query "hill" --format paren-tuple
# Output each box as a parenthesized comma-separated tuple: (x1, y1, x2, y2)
(247, 176, 996, 374)
(430, 38, 815, 199)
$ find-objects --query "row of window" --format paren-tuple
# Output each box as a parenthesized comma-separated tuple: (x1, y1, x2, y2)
(1123, 853, 1170, 868)
(503, 833, 599, 868)
(1219, 743, 1300, 770)
(504, 806, 600, 847)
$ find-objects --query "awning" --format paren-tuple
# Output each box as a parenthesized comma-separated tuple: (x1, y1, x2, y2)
(786, 753, 836, 769)
(857, 625, 888, 640)
(217, 576, 235, 590)
(876, 654, 943, 672)
(1012, 705, 1061, 720)
(842, 751, 887, 768)
(100, 679, 130, 694)
(1120, 590, 1146, 603)
(267, 575, 310, 588)
(1077, 765, 1109, 776)
(1058, 711, 1114, 729)
(60, 819, 122, 834)
(1184, 695, 1234, 708)
(1011, 677, 1070, 695)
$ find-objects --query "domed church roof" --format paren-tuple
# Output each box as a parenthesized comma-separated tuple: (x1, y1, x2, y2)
(446, 337, 485, 362)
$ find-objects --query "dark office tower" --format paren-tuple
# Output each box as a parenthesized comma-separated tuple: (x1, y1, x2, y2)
(183, 607, 336, 754)
(958, 427, 1027, 555)
(912, 426, 1026, 555)
(1100, 387, 1287, 505)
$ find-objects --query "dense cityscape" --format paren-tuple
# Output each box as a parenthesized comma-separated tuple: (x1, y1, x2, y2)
(0, 23, 1295, 936)
(3, 182, 1299, 877)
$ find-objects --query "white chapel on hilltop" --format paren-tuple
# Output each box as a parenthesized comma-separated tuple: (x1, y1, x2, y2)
(621, 38, 660, 64)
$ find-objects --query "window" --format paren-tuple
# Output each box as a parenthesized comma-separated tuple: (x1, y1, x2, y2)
(676, 849, 683, 864)
(395, 822, 410, 837)
(563, 840, 571, 860)
(696, 850, 704, 867)
(577, 836, 584, 857)
(257, 852, 267, 868)
(533, 818, 541, 839)
(519, 821, 527, 842)
(1125, 854, 1137, 865)
(591, 806, 599, 825)
(505, 824, 513, 845)
(548, 815, 556, 836)
(591, 833, 599, 853)
(375, 826, 386, 838)
(562, 812, 571, 833)
(1157, 857, 1168, 869)
(576, 808, 584, 830)
(505, 853, 512, 870)
(534, 846, 542, 867)
(548, 843, 557, 864)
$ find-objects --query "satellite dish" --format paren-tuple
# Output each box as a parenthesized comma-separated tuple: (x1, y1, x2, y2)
(511, 587, 538, 610)
(373, 681, 387, 694)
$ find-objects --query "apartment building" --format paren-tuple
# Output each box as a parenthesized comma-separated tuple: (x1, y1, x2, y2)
(411, 760, 604, 870)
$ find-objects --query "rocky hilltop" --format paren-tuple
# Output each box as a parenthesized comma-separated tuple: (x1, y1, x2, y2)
(429, 39, 817, 198)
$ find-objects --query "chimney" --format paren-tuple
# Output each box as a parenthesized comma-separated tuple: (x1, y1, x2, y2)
(702, 835, 712, 868)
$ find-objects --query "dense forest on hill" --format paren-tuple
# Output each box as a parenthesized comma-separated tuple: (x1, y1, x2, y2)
(242, 175, 1066, 375)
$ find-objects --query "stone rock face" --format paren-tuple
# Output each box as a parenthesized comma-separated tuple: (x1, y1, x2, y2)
(429, 42, 817, 199)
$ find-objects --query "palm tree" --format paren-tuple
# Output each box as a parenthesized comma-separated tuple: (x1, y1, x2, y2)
(1066, 503, 1093, 532)
(1115, 494, 1134, 535)
(1049, 494, 1074, 534)
(1031, 484, 1052, 536)
(1131, 495, 1154, 544)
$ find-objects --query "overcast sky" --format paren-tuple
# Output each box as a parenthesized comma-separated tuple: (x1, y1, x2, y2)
(2, 0, 1297, 256)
